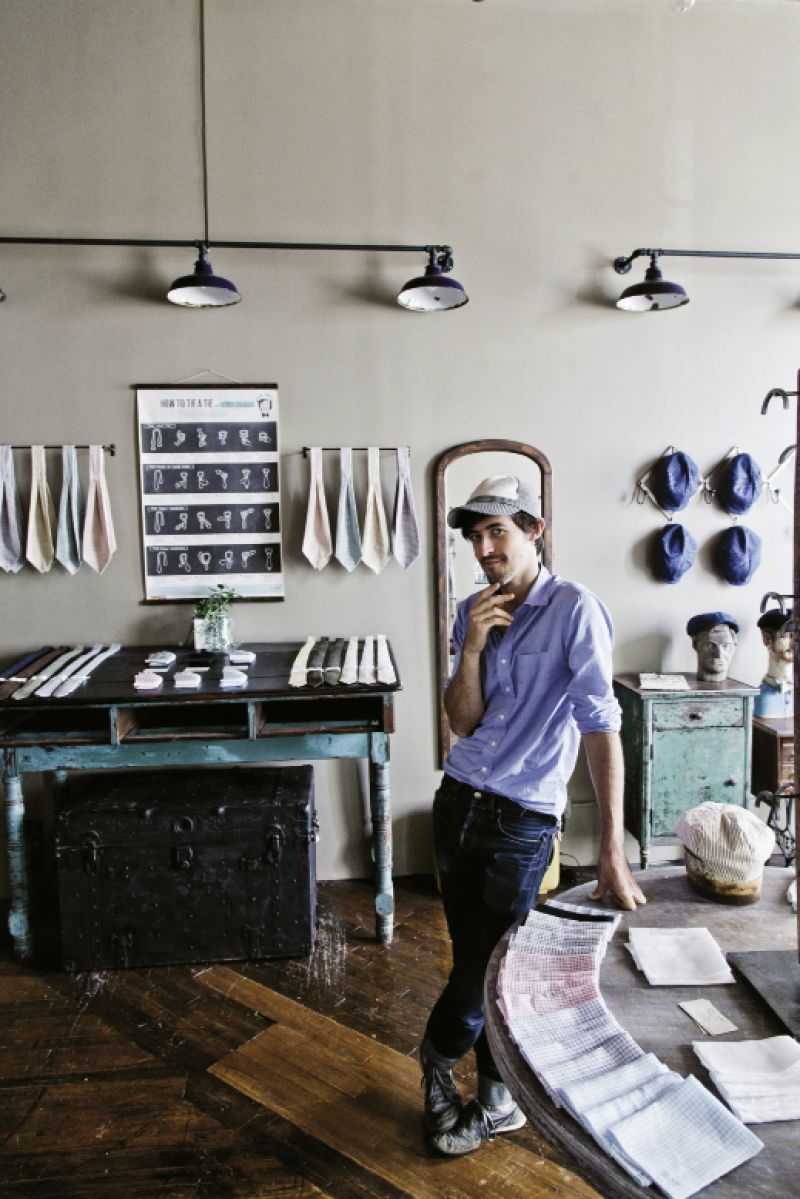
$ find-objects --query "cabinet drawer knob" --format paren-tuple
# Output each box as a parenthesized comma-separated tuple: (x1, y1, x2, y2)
(724, 778, 737, 787)
(689, 711, 702, 720)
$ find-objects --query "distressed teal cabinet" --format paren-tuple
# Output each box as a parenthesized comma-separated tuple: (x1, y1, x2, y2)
(613, 674, 759, 868)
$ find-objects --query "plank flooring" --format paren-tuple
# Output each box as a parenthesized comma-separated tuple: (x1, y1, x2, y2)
(0, 876, 601, 1198)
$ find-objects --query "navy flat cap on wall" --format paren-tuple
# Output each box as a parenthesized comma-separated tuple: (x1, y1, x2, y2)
(649, 450, 702, 514)
(714, 525, 762, 585)
(686, 611, 740, 637)
(651, 522, 697, 583)
(716, 453, 763, 516)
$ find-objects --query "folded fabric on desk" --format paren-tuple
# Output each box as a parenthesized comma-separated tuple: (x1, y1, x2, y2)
(606, 1075, 763, 1199)
(693, 1036, 800, 1123)
(627, 926, 735, 985)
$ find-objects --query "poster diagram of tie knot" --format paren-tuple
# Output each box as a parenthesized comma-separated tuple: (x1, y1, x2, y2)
(136, 385, 284, 601)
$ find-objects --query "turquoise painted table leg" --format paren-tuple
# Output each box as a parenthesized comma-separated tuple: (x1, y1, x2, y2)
(369, 733, 394, 945)
(2, 752, 31, 960)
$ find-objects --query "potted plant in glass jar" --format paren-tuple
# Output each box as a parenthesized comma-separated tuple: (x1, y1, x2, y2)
(193, 584, 237, 652)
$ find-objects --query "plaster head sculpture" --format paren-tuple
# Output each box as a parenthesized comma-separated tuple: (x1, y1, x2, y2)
(754, 608, 793, 718)
(686, 611, 739, 682)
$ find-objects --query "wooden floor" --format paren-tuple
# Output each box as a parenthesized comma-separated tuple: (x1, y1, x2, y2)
(0, 876, 601, 1198)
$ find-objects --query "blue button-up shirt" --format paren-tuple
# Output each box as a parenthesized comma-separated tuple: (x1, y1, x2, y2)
(444, 566, 621, 817)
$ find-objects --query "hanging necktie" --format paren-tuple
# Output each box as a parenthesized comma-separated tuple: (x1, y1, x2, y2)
(391, 446, 420, 568)
(55, 445, 83, 574)
(376, 635, 397, 685)
(302, 447, 332, 569)
(358, 635, 376, 684)
(82, 445, 117, 572)
(340, 637, 359, 685)
(26, 445, 56, 573)
(361, 447, 391, 574)
(334, 447, 362, 571)
(0, 445, 24, 573)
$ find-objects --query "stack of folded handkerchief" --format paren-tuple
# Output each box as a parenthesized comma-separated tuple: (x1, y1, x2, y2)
(497, 903, 763, 1198)
(626, 926, 735, 986)
(693, 1036, 800, 1123)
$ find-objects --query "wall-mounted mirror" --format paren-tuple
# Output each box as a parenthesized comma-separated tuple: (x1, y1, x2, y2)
(434, 440, 552, 766)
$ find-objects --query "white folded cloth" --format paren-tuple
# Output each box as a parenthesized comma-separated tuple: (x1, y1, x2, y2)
(693, 1036, 800, 1123)
(288, 636, 316, 687)
(340, 637, 359, 685)
(358, 635, 376, 684)
(559, 1052, 669, 1115)
(220, 666, 248, 688)
(146, 650, 177, 668)
(606, 1074, 763, 1199)
(134, 669, 163, 690)
(627, 927, 735, 985)
(376, 634, 396, 684)
(581, 1072, 684, 1185)
(174, 669, 202, 689)
(228, 649, 255, 664)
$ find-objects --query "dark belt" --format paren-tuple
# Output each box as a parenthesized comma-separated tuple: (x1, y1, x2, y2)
(441, 773, 557, 826)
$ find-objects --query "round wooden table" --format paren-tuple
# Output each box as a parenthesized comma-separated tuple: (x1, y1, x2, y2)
(484, 866, 798, 1199)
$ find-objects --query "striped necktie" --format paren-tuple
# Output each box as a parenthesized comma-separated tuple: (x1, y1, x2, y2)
(0, 445, 24, 573)
(334, 447, 362, 571)
(391, 446, 420, 568)
(55, 445, 83, 574)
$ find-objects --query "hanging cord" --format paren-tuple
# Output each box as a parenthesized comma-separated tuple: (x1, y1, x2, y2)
(199, 0, 209, 247)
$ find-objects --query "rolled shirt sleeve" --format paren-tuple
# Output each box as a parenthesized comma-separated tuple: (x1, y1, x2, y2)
(564, 592, 622, 735)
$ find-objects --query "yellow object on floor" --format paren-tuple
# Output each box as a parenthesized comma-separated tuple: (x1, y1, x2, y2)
(539, 839, 560, 895)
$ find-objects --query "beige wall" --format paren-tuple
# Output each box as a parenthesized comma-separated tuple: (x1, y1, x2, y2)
(0, 0, 796, 881)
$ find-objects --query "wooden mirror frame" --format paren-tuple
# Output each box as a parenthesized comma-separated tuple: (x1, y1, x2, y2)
(434, 439, 553, 766)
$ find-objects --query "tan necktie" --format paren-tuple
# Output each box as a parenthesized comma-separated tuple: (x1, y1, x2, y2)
(82, 445, 117, 572)
(26, 445, 56, 572)
(302, 448, 332, 569)
(361, 447, 391, 573)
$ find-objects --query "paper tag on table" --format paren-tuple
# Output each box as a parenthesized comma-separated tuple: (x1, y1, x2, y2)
(680, 999, 738, 1036)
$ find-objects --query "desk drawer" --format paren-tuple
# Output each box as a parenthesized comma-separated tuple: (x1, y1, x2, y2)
(652, 698, 743, 731)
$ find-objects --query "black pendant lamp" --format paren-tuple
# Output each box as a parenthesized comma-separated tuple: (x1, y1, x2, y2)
(616, 253, 688, 312)
(397, 248, 469, 312)
(167, 0, 240, 308)
(167, 243, 240, 307)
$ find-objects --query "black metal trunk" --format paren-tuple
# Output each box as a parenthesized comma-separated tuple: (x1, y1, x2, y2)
(54, 766, 316, 970)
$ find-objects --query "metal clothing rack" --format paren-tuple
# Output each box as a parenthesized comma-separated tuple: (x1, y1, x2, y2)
(8, 443, 116, 455)
(301, 446, 407, 456)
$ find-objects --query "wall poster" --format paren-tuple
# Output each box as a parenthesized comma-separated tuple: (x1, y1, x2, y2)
(136, 384, 284, 601)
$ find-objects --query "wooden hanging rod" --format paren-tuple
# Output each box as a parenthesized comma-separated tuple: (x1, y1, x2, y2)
(9, 443, 116, 455)
(301, 446, 408, 456)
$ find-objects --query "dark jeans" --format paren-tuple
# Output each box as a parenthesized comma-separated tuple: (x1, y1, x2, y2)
(424, 773, 557, 1081)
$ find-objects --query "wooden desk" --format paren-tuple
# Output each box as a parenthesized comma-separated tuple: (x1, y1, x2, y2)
(485, 867, 798, 1199)
(751, 715, 794, 794)
(0, 643, 401, 959)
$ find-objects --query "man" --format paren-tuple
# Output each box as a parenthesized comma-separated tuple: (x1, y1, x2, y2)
(421, 475, 645, 1157)
(686, 612, 739, 682)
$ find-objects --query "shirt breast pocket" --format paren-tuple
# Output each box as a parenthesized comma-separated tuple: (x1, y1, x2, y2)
(515, 651, 549, 689)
